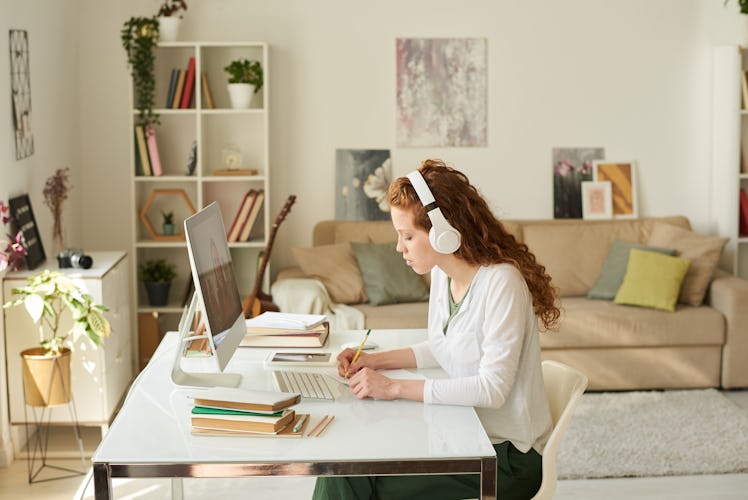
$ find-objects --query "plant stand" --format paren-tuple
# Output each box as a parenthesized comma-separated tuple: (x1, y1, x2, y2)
(21, 354, 86, 483)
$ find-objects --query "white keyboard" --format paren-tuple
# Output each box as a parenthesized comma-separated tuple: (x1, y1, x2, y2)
(273, 370, 339, 401)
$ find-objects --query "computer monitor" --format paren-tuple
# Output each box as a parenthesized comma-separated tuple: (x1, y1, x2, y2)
(171, 202, 245, 388)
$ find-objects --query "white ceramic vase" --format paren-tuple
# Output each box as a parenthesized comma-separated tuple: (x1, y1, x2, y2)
(227, 83, 255, 109)
(158, 16, 180, 42)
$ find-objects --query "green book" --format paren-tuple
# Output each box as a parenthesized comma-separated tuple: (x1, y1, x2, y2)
(191, 406, 283, 417)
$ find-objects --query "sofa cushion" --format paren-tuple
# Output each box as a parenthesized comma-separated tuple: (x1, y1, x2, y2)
(291, 243, 367, 304)
(334, 220, 397, 244)
(539, 297, 725, 349)
(647, 222, 728, 307)
(352, 302, 429, 329)
(351, 242, 429, 306)
(587, 240, 677, 300)
(613, 249, 691, 312)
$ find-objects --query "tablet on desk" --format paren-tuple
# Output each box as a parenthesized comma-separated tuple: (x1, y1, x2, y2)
(265, 351, 335, 366)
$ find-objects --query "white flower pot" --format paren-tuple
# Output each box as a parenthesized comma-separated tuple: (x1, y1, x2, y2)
(158, 16, 181, 42)
(227, 83, 255, 109)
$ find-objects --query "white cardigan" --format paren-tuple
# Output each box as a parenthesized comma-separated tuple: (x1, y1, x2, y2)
(410, 264, 552, 454)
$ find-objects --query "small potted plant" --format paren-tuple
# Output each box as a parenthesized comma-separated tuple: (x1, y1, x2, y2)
(157, 0, 188, 42)
(140, 258, 177, 306)
(121, 16, 160, 127)
(162, 211, 175, 235)
(3, 270, 111, 407)
(223, 58, 263, 109)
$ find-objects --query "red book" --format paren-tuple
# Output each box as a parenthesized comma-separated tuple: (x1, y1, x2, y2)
(238, 190, 264, 241)
(145, 125, 162, 176)
(740, 189, 748, 237)
(180, 57, 196, 109)
(227, 190, 257, 242)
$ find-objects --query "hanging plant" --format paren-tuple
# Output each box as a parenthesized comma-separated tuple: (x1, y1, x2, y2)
(121, 17, 160, 127)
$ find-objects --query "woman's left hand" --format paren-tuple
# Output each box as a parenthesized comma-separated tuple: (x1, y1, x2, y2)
(348, 367, 399, 400)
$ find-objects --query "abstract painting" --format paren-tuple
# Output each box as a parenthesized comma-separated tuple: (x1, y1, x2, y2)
(593, 161, 638, 218)
(396, 38, 486, 147)
(553, 147, 605, 219)
(581, 181, 613, 220)
(335, 149, 392, 221)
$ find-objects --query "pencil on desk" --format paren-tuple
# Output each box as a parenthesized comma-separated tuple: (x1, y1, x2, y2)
(307, 416, 328, 437)
(345, 329, 371, 378)
(313, 415, 335, 437)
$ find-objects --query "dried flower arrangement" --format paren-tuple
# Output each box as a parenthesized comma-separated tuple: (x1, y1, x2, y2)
(43, 167, 72, 252)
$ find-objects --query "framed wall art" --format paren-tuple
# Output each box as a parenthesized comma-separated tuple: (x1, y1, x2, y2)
(9, 29, 34, 160)
(552, 147, 604, 219)
(593, 160, 638, 218)
(335, 149, 392, 221)
(581, 181, 613, 220)
(8, 194, 45, 269)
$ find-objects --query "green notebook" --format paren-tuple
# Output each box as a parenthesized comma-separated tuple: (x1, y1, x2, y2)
(191, 406, 283, 417)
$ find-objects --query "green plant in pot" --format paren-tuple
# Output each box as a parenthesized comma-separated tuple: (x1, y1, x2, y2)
(121, 16, 160, 126)
(224, 58, 263, 109)
(3, 270, 111, 407)
(156, 0, 188, 42)
(140, 258, 177, 306)
(162, 211, 175, 235)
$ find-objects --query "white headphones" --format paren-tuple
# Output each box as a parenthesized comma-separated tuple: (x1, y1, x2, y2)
(406, 170, 462, 254)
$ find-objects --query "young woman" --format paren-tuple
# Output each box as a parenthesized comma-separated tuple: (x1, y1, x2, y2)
(313, 159, 560, 500)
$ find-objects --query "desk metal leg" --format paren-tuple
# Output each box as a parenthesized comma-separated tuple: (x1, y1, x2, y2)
(171, 477, 184, 500)
(480, 456, 497, 500)
(93, 463, 111, 500)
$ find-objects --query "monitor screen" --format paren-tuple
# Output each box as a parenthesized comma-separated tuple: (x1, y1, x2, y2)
(183, 202, 246, 374)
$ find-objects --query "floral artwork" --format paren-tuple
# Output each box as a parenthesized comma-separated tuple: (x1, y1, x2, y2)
(553, 148, 605, 219)
(396, 38, 486, 147)
(0, 200, 27, 272)
(335, 149, 392, 221)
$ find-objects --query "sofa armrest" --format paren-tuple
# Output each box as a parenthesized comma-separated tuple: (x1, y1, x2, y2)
(276, 266, 307, 281)
(708, 270, 748, 388)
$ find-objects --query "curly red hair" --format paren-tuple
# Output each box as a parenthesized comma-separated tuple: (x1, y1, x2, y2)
(387, 159, 560, 331)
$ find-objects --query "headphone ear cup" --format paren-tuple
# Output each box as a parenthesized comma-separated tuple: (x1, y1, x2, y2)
(428, 211, 462, 254)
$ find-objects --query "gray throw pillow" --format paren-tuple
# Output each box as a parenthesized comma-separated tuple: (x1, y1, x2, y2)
(587, 240, 677, 300)
(351, 242, 429, 306)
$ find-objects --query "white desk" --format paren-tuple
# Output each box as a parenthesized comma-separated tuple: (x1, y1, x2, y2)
(91, 329, 497, 499)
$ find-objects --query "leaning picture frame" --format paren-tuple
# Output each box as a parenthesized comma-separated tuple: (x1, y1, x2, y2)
(592, 160, 638, 219)
(8, 194, 45, 269)
(581, 181, 613, 220)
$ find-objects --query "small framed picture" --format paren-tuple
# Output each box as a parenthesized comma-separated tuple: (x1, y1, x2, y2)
(581, 181, 613, 220)
(592, 160, 638, 219)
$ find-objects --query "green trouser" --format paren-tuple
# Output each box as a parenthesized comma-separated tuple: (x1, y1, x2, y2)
(312, 441, 542, 500)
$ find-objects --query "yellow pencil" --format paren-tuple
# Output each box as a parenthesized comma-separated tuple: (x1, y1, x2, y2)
(345, 329, 371, 378)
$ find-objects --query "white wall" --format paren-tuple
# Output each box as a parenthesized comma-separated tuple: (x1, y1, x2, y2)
(0, 0, 81, 467)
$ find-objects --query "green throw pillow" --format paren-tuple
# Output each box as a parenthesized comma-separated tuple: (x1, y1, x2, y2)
(613, 249, 691, 312)
(587, 240, 677, 300)
(350, 242, 429, 306)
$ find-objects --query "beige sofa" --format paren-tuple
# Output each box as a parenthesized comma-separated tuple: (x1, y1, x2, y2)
(275, 218, 748, 391)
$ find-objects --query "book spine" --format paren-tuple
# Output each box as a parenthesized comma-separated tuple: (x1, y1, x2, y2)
(134, 125, 152, 176)
(134, 127, 144, 176)
(180, 57, 196, 109)
(231, 190, 259, 242)
(201, 71, 215, 109)
(166, 68, 179, 108)
(239, 190, 264, 241)
(740, 188, 748, 237)
(145, 125, 163, 176)
(226, 190, 255, 242)
(172, 69, 186, 109)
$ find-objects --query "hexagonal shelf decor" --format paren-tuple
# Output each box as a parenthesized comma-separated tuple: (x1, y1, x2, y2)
(139, 189, 197, 241)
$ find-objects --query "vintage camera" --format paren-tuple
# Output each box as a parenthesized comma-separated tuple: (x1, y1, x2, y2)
(57, 248, 93, 269)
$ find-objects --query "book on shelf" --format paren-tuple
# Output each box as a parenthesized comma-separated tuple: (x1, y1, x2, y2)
(241, 321, 330, 348)
(226, 189, 258, 242)
(740, 188, 748, 237)
(191, 412, 309, 437)
(213, 168, 259, 176)
(180, 57, 196, 109)
(172, 69, 186, 109)
(189, 387, 301, 413)
(741, 71, 748, 110)
(191, 406, 295, 434)
(144, 125, 163, 176)
(166, 68, 180, 108)
(201, 71, 215, 109)
(238, 190, 265, 241)
(134, 125, 152, 176)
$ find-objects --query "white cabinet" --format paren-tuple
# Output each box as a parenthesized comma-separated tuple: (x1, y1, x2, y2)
(129, 42, 270, 368)
(2, 252, 132, 426)
(712, 45, 748, 279)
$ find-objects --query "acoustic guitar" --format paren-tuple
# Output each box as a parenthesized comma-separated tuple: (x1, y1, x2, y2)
(242, 195, 296, 318)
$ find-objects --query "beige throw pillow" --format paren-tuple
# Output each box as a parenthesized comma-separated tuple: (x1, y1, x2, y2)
(291, 243, 368, 304)
(646, 223, 728, 306)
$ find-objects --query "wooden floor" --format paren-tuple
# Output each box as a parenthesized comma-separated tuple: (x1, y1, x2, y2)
(1, 390, 746, 499)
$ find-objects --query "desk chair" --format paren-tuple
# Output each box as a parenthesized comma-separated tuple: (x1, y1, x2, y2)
(531, 360, 588, 500)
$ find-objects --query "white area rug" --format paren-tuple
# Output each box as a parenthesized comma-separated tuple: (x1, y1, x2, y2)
(558, 389, 748, 479)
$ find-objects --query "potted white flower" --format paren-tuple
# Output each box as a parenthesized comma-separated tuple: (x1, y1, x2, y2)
(224, 58, 263, 109)
(3, 270, 111, 407)
(157, 0, 188, 43)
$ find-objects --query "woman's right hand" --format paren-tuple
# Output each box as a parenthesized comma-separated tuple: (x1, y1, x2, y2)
(337, 348, 374, 378)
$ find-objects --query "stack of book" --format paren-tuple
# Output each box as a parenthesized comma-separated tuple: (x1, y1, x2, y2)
(189, 387, 307, 436)
(241, 312, 330, 348)
(165, 58, 215, 110)
(134, 124, 163, 176)
(226, 189, 265, 242)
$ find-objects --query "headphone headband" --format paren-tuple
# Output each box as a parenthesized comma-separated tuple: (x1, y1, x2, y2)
(405, 169, 462, 254)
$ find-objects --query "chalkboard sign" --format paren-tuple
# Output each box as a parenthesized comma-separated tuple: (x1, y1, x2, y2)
(8, 194, 45, 270)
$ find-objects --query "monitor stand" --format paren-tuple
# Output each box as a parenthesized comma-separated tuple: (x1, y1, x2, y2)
(170, 292, 242, 388)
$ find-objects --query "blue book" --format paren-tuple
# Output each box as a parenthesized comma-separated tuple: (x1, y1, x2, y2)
(165, 68, 179, 108)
